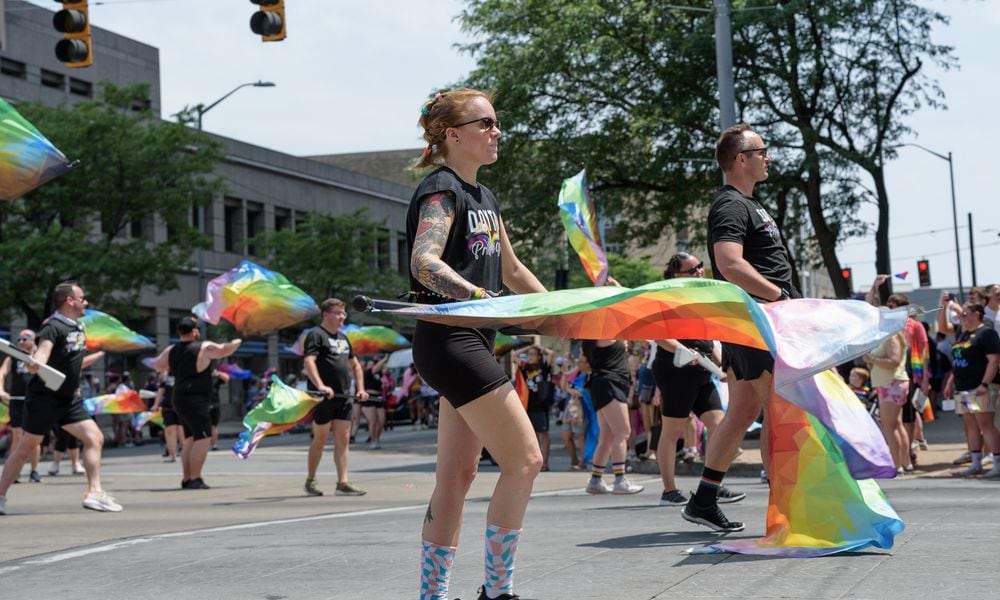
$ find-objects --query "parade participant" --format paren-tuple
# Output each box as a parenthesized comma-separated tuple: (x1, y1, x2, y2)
(409, 88, 547, 600)
(521, 346, 554, 472)
(653, 253, 744, 506)
(209, 369, 230, 451)
(0, 283, 117, 514)
(0, 330, 43, 483)
(150, 371, 181, 462)
(581, 338, 644, 496)
(301, 298, 368, 497)
(683, 124, 799, 532)
(150, 317, 241, 489)
(361, 355, 388, 449)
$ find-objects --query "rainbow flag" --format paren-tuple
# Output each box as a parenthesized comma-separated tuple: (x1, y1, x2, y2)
(233, 375, 319, 459)
(133, 409, 164, 432)
(0, 401, 9, 425)
(217, 362, 255, 380)
(905, 318, 930, 384)
(84, 390, 147, 415)
(557, 170, 608, 285)
(513, 366, 529, 410)
(81, 309, 154, 353)
(193, 260, 319, 336)
(368, 279, 908, 556)
(494, 332, 532, 355)
(0, 98, 74, 201)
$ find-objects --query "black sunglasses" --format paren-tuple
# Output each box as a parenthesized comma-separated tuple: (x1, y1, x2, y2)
(684, 261, 705, 275)
(737, 146, 768, 158)
(453, 117, 501, 131)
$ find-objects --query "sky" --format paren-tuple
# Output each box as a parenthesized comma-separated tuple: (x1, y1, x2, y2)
(16, 0, 1000, 293)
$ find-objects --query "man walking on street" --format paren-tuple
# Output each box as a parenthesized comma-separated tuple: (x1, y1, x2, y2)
(0, 282, 117, 514)
(302, 298, 368, 497)
(151, 317, 241, 490)
(682, 124, 798, 532)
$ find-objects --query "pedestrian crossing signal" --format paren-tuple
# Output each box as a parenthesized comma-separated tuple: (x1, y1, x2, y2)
(917, 259, 931, 287)
(250, 0, 286, 42)
(53, 1, 92, 68)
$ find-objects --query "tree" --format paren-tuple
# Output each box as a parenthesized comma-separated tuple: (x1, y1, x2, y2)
(0, 83, 225, 328)
(250, 210, 406, 306)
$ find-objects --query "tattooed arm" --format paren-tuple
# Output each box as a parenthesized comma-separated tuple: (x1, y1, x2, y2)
(410, 192, 480, 300)
(499, 217, 546, 294)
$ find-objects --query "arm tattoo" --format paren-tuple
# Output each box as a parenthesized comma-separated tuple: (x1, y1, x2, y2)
(411, 192, 476, 300)
(424, 501, 434, 524)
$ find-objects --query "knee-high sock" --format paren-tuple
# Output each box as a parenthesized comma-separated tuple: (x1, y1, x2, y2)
(420, 540, 456, 600)
(483, 523, 521, 599)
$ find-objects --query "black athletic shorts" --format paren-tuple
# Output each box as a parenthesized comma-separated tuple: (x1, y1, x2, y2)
(360, 399, 384, 408)
(161, 405, 180, 427)
(209, 403, 220, 427)
(590, 374, 630, 411)
(9, 398, 25, 429)
(313, 396, 352, 425)
(721, 342, 774, 381)
(527, 410, 549, 433)
(902, 379, 917, 424)
(412, 321, 508, 409)
(22, 392, 92, 436)
(54, 427, 80, 452)
(651, 354, 723, 419)
(172, 394, 212, 440)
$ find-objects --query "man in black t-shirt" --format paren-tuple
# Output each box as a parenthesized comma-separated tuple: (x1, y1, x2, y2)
(0, 282, 120, 515)
(302, 298, 368, 497)
(684, 124, 797, 533)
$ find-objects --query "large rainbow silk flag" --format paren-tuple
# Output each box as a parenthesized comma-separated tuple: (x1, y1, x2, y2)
(557, 170, 608, 286)
(0, 98, 74, 201)
(84, 390, 147, 415)
(193, 260, 319, 336)
(133, 409, 164, 432)
(81, 309, 155, 353)
(233, 375, 319, 459)
(373, 278, 907, 556)
(217, 362, 255, 380)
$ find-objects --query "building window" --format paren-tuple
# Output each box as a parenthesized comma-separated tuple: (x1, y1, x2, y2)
(274, 207, 291, 232)
(397, 235, 409, 276)
(246, 202, 263, 256)
(376, 228, 391, 271)
(0, 58, 27, 79)
(68, 77, 93, 97)
(40, 69, 65, 90)
(223, 198, 244, 253)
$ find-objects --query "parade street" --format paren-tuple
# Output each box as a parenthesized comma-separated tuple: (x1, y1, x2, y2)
(1, 417, 997, 600)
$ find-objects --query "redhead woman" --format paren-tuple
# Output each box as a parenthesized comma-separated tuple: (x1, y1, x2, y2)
(408, 88, 547, 600)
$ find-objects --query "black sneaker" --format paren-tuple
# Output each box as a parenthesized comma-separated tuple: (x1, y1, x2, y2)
(181, 479, 191, 489)
(476, 586, 519, 600)
(659, 489, 688, 506)
(716, 486, 746, 504)
(186, 477, 211, 490)
(682, 500, 745, 532)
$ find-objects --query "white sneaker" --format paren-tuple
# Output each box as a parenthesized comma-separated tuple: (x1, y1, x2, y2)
(82, 491, 123, 512)
(47, 462, 60, 476)
(612, 479, 644, 495)
(72, 463, 85, 475)
(585, 478, 612, 494)
(983, 454, 995, 469)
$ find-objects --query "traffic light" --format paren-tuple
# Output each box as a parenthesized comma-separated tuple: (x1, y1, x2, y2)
(53, 1, 92, 68)
(917, 259, 931, 287)
(250, 0, 286, 42)
(840, 267, 853, 292)
(555, 268, 569, 290)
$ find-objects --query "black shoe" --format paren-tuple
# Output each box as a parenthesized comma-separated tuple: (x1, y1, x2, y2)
(181, 479, 191, 489)
(716, 485, 746, 504)
(682, 500, 745, 532)
(186, 477, 210, 490)
(476, 586, 519, 600)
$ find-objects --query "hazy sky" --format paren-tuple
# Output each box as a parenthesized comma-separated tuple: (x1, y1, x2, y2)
(18, 0, 1000, 292)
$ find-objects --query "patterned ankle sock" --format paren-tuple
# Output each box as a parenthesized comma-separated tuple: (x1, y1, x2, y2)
(420, 540, 456, 600)
(590, 464, 606, 480)
(612, 462, 626, 483)
(483, 523, 521, 599)
(692, 467, 726, 506)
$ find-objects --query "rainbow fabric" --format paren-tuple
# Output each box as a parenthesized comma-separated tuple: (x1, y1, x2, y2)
(494, 332, 532, 355)
(81, 309, 155, 352)
(557, 170, 608, 285)
(133, 409, 164, 432)
(376, 278, 908, 556)
(233, 375, 319, 459)
(905, 318, 930, 384)
(289, 324, 410, 356)
(193, 260, 319, 336)
(0, 401, 9, 425)
(0, 98, 74, 201)
(513, 367, 529, 410)
(84, 390, 147, 415)
(217, 362, 255, 380)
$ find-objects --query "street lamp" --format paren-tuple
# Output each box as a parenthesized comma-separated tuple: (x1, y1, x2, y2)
(190, 81, 276, 328)
(895, 143, 963, 301)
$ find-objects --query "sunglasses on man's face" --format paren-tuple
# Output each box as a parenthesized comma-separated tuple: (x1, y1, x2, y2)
(18, 336, 32, 342)
(683, 261, 705, 275)
(452, 117, 501, 132)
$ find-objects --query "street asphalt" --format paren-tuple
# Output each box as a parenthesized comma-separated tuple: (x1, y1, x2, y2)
(0, 411, 997, 599)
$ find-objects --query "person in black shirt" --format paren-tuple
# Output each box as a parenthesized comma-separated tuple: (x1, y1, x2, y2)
(520, 346, 554, 471)
(360, 355, 389, 450)
(0, 329, 44, 483)
(150, 317, 241, 490)
(685, 124, 799, 533)
(409, 88, 547, 600)
(0, 283, 117, 515)
(301, 298, 368, 497)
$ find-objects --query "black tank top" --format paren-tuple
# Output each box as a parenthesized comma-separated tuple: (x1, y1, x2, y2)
(581, 340, 630, 383)
(6, 359, 31, 397)
(168, 341, 212, 396)
(405, 167, 503, 303)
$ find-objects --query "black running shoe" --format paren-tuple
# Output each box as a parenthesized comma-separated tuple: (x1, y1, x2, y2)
(716, 485, 746, 504)
(476, 586, 519, 600)
(180, 479, 191, 489)
(659, 489, 688, 506)
(187, 477, 211, 490)
(682, 500, 745, 532)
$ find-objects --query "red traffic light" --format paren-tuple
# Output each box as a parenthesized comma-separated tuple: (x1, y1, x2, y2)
(917, 260, 928, 271)
(841, 269, 851, 279)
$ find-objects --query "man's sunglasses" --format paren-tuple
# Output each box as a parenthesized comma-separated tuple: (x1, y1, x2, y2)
(737, 147, 768, 158)
(453, 117, 501, 131)
(684, 261, 705, 275)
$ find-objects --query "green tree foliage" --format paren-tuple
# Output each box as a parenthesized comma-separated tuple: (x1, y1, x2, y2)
(0, 84, 224, 328)
(250, 210, 406, 306)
